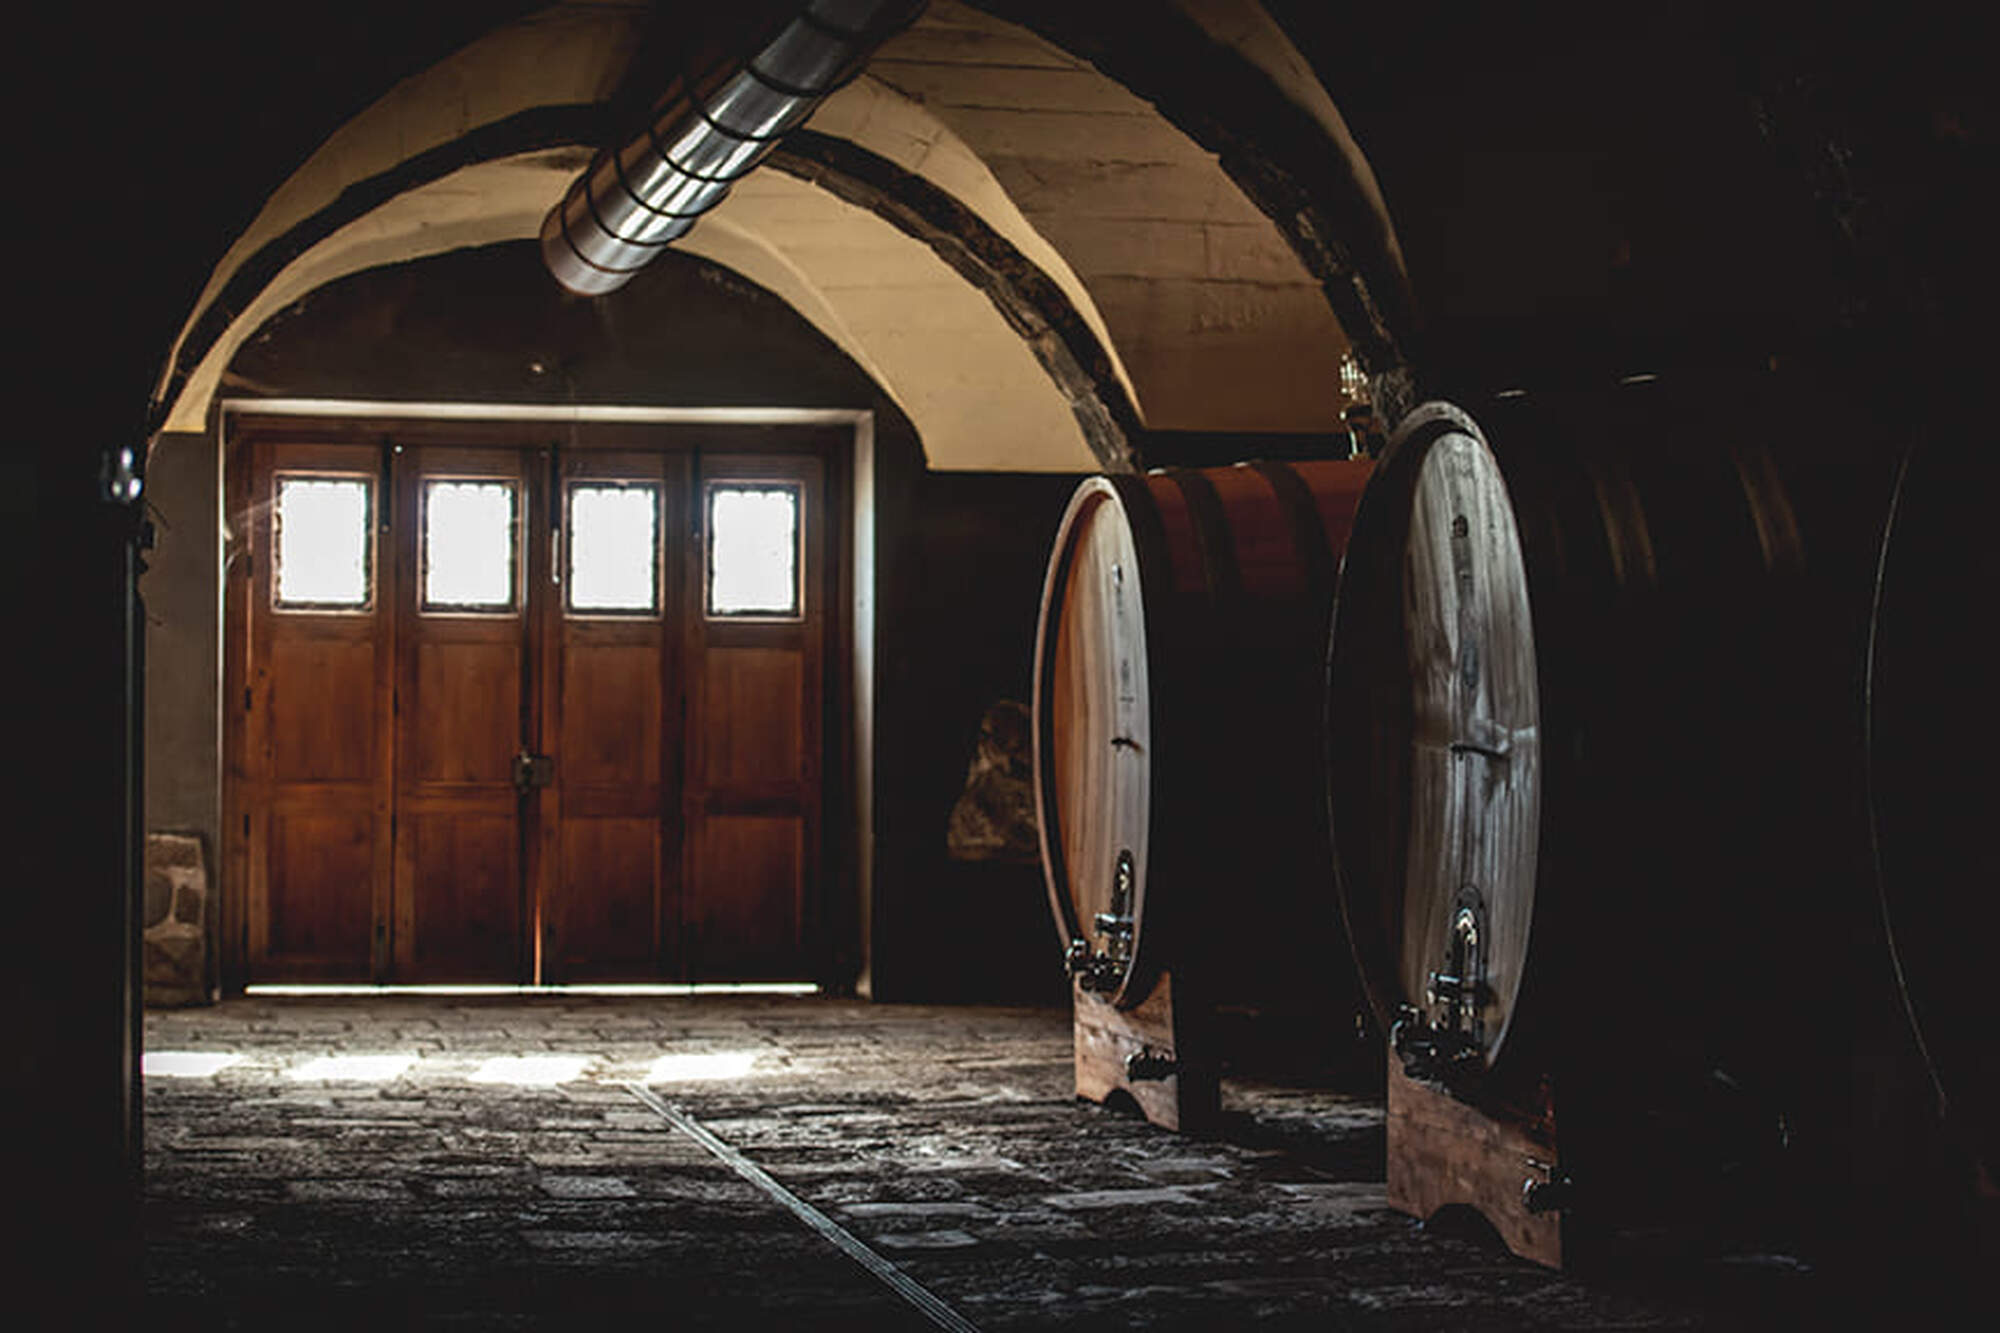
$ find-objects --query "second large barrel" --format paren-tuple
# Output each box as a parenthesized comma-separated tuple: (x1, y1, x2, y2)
(1326, 381, 1903, 1245)
(1033, 459, 1373, 1017)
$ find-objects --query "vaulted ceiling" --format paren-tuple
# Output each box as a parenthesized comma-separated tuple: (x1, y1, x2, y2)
(153, 0, 1407, 471)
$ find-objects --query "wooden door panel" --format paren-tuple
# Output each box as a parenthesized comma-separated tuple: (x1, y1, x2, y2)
(540, 450, 682, 983)
(553, 817, 661, 978)
(561, 639, 662, 786)
(682, 453, 825, 982)
(702, 646, 803, 786)
(688, 814, 803, 979)
(402, 812, 520, 980)
(394, 445, 532, 981)
(261, 808, 376, 970)
(240, 436, 393, 982)
(268, 636, 378, 781)
(411, 638, 520, 783)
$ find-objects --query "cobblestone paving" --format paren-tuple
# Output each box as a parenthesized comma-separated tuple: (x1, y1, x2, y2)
(146, 997, 1828, 1330)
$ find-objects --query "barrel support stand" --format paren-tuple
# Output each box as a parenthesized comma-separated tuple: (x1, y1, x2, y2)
(1387, 1057, 1566, 1268)
(1073, 971, 1219, 1133)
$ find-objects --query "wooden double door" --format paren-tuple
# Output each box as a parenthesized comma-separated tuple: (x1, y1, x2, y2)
(229, 420, 831, 983)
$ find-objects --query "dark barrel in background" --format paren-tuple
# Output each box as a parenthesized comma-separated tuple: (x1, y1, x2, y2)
(1034, 459, 1374, 1058)
(1865, 421, 1999, 1273)
(1327, 375, 1904, 1261)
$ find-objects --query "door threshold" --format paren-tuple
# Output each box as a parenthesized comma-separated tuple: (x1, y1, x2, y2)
(242, 976, 820, 984)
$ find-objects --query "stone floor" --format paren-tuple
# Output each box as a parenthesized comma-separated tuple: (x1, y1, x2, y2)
(145, 995, 1846, 1330)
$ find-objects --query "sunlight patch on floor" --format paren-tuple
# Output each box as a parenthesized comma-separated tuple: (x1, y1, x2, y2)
(143, 1052, 243, 1078)
(286, 1054, 419, 1082)
(468, 1055, 594, 1086)
(644, 1050, 761, 1082)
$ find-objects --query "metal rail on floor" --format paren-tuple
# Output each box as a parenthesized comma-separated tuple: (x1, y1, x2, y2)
(622, 1081, 981, 1333)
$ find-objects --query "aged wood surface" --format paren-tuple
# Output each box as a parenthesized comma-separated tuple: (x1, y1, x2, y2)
(242, 438, 393, 981)
(681, 452, 826, 982)
(1042, 483, 1151, 975)
(392, 444, 532, 982)
(230, 421, 835, 985)
(542, 448, 682, 983)
(1387, 1058, 1563, 1269)
(1073, 971, 1218, 1133)
(1397, 422, 1540, 1065)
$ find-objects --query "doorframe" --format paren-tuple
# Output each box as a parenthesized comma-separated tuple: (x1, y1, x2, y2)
(216, 398, 877, 994)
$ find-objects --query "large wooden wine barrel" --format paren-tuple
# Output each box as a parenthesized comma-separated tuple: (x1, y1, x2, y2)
(1321, 405, 1541, 1077)
(1327, 379, 1901, 1246)
(1867, 430, 1999, 1198)
(1033, 459, 1372, 1015)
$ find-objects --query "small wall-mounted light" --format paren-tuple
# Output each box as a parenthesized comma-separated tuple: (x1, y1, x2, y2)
(101, 443, 143, 505)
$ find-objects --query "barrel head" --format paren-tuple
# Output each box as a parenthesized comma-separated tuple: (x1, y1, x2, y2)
(1034, 479, 1154, 1004)
(1330, 402, 1540, 1075)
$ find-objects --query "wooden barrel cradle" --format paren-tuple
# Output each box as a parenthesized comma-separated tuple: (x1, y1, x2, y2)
(1328, 386, 1901, 1268)
(1033, 458, 1373, 1127)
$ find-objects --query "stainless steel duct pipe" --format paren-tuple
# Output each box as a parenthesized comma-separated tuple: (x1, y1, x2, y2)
(542, 0, 925, 296)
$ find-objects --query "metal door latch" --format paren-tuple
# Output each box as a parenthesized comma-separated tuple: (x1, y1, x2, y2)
(512, 751, 555, 793)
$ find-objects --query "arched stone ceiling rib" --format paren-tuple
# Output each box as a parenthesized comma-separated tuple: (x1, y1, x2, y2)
(157, 3, 644, 408)
(1175, 0, 1406, 290)
(768, 129, 1142, 460)
(694, 171, 1101, 470)
(800, 74, 1143, 425)
(964, 0, 1418, 396)
(868, 1, 1353, 432)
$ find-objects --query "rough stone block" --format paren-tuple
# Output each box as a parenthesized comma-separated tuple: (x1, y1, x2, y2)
(145, 869, 173, 928)
(872, 1229, 980, 1250)
(149, 833, 205, 870)
(145, 928, 207, 1007)
(145, 832, 210, 1007)
(146, 833, 205, 928)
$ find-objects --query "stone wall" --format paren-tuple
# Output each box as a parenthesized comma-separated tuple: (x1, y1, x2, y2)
(143, 430, 221, 1002)
(145, 833, 211, 1007)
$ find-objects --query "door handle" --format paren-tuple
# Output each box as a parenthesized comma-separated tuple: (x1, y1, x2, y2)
(513, 751, 555, 793)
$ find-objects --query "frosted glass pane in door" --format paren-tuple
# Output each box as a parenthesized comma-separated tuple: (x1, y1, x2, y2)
(275, 476, 370, 608)
(707, 485, 799, 617)
(568, 485, 659, 613)
(423, 480, 517, 610)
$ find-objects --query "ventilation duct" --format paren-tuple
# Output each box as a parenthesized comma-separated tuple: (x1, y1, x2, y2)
(542, 0, 925, 296)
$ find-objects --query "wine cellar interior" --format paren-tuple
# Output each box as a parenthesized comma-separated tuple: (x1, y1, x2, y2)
(11, 1, 1994, 1326)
